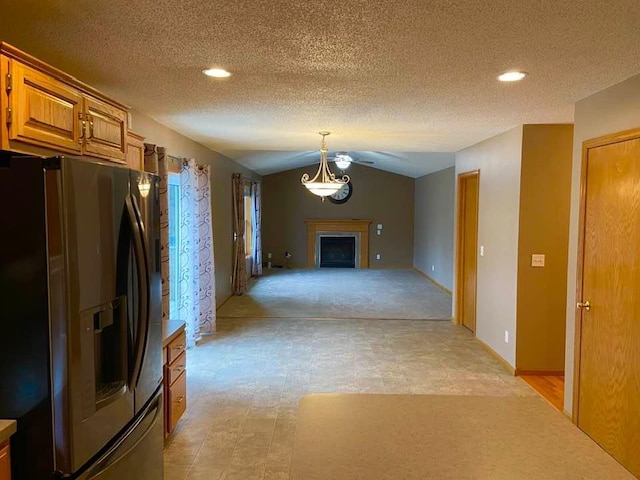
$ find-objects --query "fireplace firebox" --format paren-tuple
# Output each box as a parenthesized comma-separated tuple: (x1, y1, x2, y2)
(320, 236, 356, 268)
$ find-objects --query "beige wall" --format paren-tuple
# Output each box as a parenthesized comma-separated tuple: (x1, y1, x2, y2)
(564, 73, 640, 415)
(262, 163, 415, 268)
(515, 125, 573, 373)
(413, 167, 455, 291)
(130, 110, 260, 307)
(455, 126, 523, 367)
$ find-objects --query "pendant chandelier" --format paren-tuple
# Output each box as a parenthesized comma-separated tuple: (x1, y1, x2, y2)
(301, 132, 350, 197)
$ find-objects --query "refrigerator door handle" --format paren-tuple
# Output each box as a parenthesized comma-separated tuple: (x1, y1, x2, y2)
(125, 194, 150, 389)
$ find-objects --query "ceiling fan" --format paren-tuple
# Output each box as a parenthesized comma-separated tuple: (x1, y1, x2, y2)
(328, 152, 375, 170)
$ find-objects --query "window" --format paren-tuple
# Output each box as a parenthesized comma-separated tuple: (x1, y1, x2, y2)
(168, 174, 181, 319)
(244, 183, 253, 257)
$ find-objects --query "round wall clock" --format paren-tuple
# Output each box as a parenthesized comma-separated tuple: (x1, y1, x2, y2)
(329, 180, 353, 204)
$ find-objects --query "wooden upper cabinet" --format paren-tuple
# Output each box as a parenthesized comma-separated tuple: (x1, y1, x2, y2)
(82, 96, 126, 163)
(9, 60, 83, 154)
(126, 130, 145, 170)
(1, 42, 131, 164)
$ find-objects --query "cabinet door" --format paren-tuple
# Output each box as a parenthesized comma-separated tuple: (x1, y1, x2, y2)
(83, 96, 126, 163)
(0, 441, 10, 480)
(126, 132, 145, 170)
(10, 60, 83, 153)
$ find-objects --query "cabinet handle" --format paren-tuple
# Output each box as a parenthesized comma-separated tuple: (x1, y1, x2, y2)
(87, 115, 94, 143)
(79, 113, 86, 144)
(176, 396, 185, 404)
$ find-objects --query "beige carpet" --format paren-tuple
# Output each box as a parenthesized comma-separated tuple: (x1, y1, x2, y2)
(291, 394, 634, 480)
(217, 269, 452, 320)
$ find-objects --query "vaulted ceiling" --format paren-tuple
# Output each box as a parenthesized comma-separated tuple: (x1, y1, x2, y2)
(2, 1, 640, 176)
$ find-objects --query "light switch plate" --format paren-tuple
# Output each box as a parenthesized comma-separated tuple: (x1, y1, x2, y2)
(377, 229, 381, 235)
(531, 254, 545, 267)
(480, 245, 485, 257)
(376, 254, 381, 260)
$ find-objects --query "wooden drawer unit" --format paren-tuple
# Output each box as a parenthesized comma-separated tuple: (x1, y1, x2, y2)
(166, 351, 186, 386)
(163, 325, 187, 436)
(167, 331, 186, 365)
(0, 441, 10, 480)
(167, 371, 187, 433)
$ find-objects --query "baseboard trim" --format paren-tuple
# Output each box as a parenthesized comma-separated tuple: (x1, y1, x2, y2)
(515, 369, 565, 377)
(413, 268, 452, 295)
(476, 338, 516, 376)
(216, 294, 233, 311)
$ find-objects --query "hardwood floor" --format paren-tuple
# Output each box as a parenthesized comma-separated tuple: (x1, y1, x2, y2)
(520, 375, 564, 411)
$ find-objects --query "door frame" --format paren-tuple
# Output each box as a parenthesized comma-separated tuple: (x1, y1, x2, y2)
(572, 127, 640, 424)
(455, 170, 480, 331)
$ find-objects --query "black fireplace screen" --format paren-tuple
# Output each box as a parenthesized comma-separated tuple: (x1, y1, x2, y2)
(320, 236, 356, 268)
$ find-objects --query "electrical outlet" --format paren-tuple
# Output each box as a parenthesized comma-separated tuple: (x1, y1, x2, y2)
(376, 254, 381, 260)
(431, 265, 435, 272)
(377, 224, 383, 229)
(504, 330, 509, 344)
(377, 229, 381, 235)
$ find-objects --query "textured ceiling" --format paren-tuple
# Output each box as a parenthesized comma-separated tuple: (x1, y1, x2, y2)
(1, 1, 640, 177)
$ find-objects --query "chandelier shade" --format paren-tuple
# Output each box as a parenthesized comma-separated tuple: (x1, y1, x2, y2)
(301, 132, 350, 197)
(334, 154, 353, 170)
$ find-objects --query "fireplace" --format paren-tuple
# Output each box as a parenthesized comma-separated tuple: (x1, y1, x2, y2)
(305, 220, 372, 268)
(320, 236, 357, 268)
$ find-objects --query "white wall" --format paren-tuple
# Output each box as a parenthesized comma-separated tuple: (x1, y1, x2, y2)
(455, 126, 523, 367)
(564, 73, 640, 415)
(413, 167, 456, 291)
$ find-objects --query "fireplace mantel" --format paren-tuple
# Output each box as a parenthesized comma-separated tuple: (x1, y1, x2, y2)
(305, 219, 372, 268)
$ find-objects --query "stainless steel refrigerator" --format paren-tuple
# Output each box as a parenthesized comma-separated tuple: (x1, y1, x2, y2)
(0, 154, 164, 479)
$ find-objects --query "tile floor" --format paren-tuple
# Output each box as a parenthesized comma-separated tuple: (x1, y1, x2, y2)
(164, 318, 535, 480)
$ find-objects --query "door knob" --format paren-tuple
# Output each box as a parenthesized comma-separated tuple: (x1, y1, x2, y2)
(577, 301, 591, 312)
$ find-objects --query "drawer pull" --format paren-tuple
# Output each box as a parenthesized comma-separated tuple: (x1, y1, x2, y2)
(174, 344, 184, 350)
(176, 396, 185, 404)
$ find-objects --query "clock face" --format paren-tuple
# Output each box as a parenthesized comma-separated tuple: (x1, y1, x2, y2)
(329, 181, 353, 204)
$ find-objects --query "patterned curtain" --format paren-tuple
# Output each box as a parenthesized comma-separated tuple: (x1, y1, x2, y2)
(231, 173, 247, 294)
(144, 143, 170, 321)
(196, 164, 216, 334)
(179, 159, 216, 347)
(251, 181, 263, 276)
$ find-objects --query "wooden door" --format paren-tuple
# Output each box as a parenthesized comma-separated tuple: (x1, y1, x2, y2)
(456, 171, 479, 333)
(9, 60, 83, 153)
(82, 96, 127, 162)
(575, 130, 640, 477)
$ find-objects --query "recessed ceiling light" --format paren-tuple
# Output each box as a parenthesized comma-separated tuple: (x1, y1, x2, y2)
(202, 68, 231, 78)
(498, 71, 528, 82)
